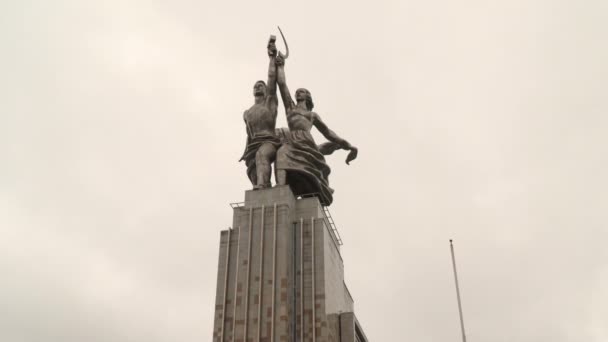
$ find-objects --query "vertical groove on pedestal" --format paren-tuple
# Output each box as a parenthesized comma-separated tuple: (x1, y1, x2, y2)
(232, 226, 241, 342)
(299, 217, 304, 342)
(220, 228, 231, 342)
(311, 217, 316, 342)
(257, 206, 265, 342)
(292, 221, 297, 342)
(244, 208, 253, 340)
(270, 203, 278, 342)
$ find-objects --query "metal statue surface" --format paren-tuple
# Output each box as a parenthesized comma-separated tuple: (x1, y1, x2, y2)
(240, 28, 358, 205)
(239, 37, 280, 189)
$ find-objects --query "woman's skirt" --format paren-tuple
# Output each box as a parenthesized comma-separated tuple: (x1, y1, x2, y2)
(275, 129, 334, 206)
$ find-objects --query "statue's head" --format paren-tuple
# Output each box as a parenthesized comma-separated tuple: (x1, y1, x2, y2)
(295, 88, 314, 110)
(253, 80, 267, 97)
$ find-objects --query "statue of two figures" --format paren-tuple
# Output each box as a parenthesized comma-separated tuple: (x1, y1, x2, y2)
(239, 31, 358, 206)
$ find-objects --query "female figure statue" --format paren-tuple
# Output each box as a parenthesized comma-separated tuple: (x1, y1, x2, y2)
(274, 55, 358, 206)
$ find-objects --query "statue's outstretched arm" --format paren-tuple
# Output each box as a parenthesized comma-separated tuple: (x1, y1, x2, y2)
(276, 56, 294, 112)
(312, 113, 358, 164)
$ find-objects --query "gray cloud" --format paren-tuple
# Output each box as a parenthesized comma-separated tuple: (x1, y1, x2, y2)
(1, 0, 607, 341)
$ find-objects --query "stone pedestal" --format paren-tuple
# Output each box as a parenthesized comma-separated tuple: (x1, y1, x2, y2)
(212, 186, 368, 342)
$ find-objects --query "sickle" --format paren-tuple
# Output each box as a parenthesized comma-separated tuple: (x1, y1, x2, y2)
(277, 26, 289, 59)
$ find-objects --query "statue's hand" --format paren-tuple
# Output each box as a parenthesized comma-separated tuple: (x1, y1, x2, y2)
(276, 54, 285, 66)
(345, 146, 358, 165)
(267, 42, 277, 57)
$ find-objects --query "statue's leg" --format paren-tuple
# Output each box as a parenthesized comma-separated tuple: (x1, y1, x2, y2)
(255, 142, 277, 189)
(245, 158, 257, 188)
(276, 170, 287, 185)
(275, 145, 287, 186)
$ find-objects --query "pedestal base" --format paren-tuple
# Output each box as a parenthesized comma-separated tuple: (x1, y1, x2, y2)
(212, 186, 368, 342)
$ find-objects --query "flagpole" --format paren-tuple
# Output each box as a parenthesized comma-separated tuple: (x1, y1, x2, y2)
(450, 239, 467, 342)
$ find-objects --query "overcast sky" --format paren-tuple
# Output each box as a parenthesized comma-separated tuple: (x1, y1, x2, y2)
(1, 0, 607, 341)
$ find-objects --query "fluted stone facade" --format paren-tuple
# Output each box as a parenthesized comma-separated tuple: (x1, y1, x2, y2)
(212, 186, 367, 342)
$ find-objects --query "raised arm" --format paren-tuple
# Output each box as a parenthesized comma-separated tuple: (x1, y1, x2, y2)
(276, 55, 295, 112)
(265, 40, 278, 113)
(312, 112, 358, 164)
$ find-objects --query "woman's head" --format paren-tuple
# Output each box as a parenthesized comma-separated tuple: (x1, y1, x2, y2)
(295, 88, 314, 110)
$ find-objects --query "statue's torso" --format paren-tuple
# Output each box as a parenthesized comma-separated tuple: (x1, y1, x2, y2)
(245, 102, 276, 136)
(286, 108, 313, 132)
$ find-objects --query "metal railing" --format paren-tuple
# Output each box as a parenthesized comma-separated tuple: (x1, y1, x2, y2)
(229, 202, 244, 208)
(322, 206, 343, 246)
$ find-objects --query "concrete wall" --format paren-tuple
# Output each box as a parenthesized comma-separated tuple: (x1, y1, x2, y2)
(212, 186, 367, 341)
(340, 312, 369, 342)
(322, 220, 353, 315)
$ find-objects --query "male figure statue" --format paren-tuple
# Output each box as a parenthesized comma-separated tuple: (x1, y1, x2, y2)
(239, 38, 281, 189)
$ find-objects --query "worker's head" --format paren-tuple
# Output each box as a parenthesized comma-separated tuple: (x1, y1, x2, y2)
(253, 80, 267, 97)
